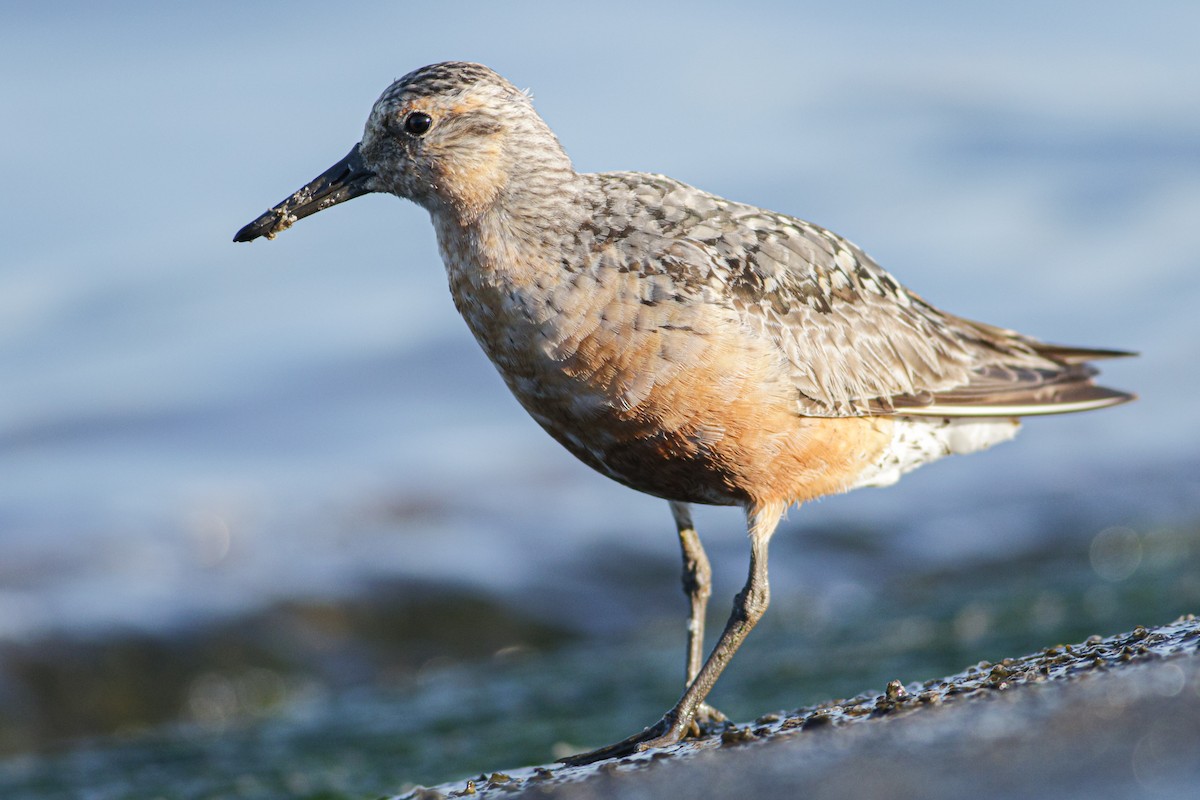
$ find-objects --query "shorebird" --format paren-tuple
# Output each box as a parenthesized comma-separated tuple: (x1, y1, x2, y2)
(234, 62, 1134, 764)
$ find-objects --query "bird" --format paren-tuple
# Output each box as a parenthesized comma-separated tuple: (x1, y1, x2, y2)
(234, 61, 1134, 764)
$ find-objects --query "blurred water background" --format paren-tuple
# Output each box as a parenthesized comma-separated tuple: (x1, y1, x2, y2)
(2, 2, 1198, 797)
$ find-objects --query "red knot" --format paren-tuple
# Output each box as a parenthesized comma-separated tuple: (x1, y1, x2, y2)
(234, 61, 1135, 764)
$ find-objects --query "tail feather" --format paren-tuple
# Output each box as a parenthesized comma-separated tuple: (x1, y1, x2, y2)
(876, 342, 1136, 418)
(1031, 342, 1138, 365)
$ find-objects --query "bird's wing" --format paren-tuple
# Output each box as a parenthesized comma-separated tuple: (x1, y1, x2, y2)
(588, 173, 1133, 418)
(707, 209, 1134, 417)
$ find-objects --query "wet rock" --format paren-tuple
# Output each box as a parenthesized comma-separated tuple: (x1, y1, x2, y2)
(394, 616, 1200, 799)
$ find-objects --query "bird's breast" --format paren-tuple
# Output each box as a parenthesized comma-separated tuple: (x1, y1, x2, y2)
(437, 230, 747, 502)
(435, 224, 896, 509)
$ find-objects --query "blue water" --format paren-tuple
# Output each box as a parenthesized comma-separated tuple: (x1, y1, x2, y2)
(2, 1, 1198, 644)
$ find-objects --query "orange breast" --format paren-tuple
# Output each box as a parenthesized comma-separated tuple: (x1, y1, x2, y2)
(441, 237, 896, 508)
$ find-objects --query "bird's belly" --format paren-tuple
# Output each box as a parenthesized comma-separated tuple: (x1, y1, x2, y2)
(447, 259, 898, 509)
(468, 313, 899, 508)
(490, 341, 750, 505)
(446, 262, 752, 503)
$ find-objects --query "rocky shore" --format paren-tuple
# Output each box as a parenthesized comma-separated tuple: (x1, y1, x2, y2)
(398, 616, 1200, 800)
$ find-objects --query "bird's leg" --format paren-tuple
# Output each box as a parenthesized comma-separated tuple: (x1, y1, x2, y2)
(560, 503, 782, 765)
(670, 501, 727, 734)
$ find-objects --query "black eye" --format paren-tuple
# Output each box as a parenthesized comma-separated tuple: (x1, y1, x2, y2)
(403, 112, 433, 136)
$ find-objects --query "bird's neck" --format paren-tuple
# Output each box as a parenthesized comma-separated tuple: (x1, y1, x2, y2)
(433, 167, 586, 290)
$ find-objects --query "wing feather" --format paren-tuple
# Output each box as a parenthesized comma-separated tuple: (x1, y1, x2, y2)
(587, 173, 1135, 419)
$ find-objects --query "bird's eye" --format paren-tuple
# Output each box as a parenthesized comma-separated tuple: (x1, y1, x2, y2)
(403, 112, 433, 136)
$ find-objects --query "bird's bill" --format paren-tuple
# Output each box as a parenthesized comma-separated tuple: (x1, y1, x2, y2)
(233, 143, 377, 243)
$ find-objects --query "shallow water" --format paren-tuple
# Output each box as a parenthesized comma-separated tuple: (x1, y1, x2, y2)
(2, 2, 1199, 796)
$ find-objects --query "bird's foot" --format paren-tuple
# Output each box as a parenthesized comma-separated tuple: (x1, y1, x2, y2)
(687, 702, 730, 737)
(558, 715, 688, 766)
(559, 701, 735, 766)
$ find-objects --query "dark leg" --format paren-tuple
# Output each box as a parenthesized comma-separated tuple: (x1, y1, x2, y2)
(561, 503, 783, 765)
(672, 501, 710, 685)
(670, 501, 727, 733)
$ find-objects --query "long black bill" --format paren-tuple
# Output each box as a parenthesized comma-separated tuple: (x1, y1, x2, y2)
(233, 143, 377, 243)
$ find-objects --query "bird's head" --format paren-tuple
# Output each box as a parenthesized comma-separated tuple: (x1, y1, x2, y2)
(234, 61, 571, 242)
